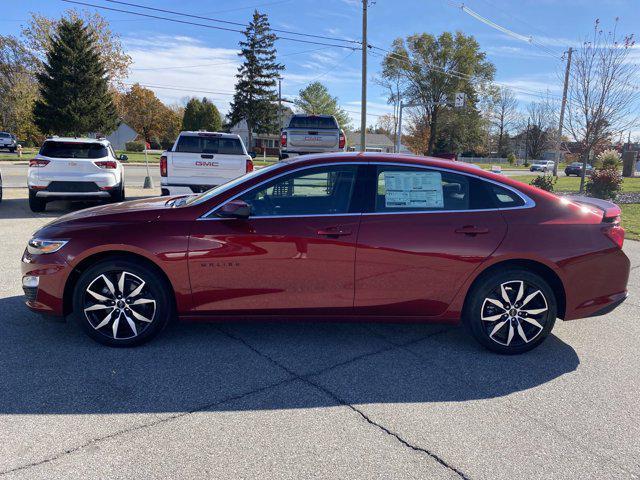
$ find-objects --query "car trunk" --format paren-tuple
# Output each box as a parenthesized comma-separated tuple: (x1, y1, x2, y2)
(287, 129, 339, 149)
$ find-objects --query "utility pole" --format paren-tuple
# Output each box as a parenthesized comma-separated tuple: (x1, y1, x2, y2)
(278, 77, 282, 130)
(359, 0, 367, 152)
(395, 102, 404, 153)
(554, 47, 572, 176)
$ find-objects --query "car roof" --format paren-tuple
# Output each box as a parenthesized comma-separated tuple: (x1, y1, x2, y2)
(43, 137, 110, 145)
(289, 113, 335, 118)
(179, 131, 240, 138)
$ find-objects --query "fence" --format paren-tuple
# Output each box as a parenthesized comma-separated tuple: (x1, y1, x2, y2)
(458, 157, 513, 164)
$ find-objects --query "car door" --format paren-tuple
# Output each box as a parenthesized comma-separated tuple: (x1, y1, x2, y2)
(188, 163, 362, 315)
(354, 164, 508, 317)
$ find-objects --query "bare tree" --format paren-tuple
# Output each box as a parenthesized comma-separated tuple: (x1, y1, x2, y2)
(493, 87, 518, 156)
(525, 97, 556, 160)
(566, 19, 639, 192)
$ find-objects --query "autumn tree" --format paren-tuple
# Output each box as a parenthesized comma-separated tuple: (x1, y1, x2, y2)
(21, 9, 131, 88)
(228, 11, 284, 147)
(566, 19, 639, 192)
(381, 32, 494, 154)
(118, 84, 176, 144)
(294, 81, 350, 130)
(34, 19, 118, 136)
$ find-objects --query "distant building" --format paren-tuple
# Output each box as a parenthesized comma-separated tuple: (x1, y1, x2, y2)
(229, 119, 281, 155)
(346, 133, 396, 153)
(106, 122, 138, 151)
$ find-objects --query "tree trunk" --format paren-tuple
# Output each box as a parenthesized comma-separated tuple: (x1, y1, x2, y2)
(579, 148, 590, 194)
(427, 108, 438, 155)
(247, 123, 253, 153)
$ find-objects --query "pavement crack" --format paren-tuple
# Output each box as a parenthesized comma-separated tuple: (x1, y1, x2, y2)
(217, 327, 470, 479)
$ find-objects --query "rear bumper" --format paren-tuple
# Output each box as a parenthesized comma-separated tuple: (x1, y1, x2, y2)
(30, 180, 120, 199)
(160, 183, 216, 196)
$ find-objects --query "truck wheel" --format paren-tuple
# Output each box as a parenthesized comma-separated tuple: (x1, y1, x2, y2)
(29, 190, 46, 212)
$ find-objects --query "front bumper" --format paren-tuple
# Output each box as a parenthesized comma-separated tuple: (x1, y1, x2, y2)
(21, 248, 71, 316)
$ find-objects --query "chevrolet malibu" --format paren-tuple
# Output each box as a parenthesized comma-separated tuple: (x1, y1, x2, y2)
(21, 153, 630, 354)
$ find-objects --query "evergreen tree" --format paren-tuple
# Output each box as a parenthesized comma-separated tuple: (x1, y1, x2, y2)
(33, 19, 118, 136)
(182, 97, 222, 131)
(228, 10, 284, 148)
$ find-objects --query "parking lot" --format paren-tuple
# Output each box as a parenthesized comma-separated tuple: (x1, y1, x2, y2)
(1, 187, 639, 480)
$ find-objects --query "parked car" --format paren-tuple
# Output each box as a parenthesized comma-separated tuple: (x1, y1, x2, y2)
(160, 131, 253, 196)
(22, 153, 629, 353)
(27, 137, 127, 212)
(279, 114, 346, 160)
(0, 132, 18, 152)
(530, 160, 555, 172)
(564, 162, 594, 177)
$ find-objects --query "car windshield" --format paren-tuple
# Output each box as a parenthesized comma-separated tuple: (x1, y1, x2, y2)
(288, 116, 338, 129)
(571, 162, 582, 166)
(183, 162, 284, 207)
(40, 141, 108, 159)
(0, 132, 11, 138)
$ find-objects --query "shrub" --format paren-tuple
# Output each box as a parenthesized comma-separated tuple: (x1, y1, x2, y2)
(530, 174, 556, 192)
(585, 168, 623, 200)
(523, 159, 530, 167)
(507, 153, 516, 166)
(596, 149, 621, 171)
(125, 141, 145, 152)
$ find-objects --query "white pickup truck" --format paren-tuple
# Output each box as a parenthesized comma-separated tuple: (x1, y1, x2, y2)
(160, 131, 254, 196)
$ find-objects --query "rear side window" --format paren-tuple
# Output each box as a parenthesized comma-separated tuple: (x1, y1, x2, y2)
(374, 166, 495, 212)
(288, 116, 338, 129)
(489, 184, 525, 208)
(39, 142, 108, 159)
(175, 135, 244, 155)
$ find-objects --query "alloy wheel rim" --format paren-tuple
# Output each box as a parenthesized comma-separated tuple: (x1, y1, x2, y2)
(83, 271, 156, 340)
(480, 280, 549, 347)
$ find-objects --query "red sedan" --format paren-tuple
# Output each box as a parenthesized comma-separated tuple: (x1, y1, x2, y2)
(21, 153, 630, 354)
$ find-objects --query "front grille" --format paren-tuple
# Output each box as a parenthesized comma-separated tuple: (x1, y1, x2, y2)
(46, 181, 100, 193)
(23, 286, 37, 301)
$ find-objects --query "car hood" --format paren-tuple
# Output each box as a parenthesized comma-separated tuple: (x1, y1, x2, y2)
(43, 196, 174, 228)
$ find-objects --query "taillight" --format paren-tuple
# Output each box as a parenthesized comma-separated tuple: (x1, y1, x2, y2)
(94, 160, 117, 169)
(280, 131, 287, 147)
(339, 130, 345, 149)
(603, 224, 625, 248)
(29, 159, 49, 168)
(246, 158, 254, 173)
(160, 155, 167, 177)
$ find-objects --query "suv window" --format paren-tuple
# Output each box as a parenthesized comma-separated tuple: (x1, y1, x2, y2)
(375, 166, 495, 212)
(39, 142, 108, 159)
(288, 116, 338, 129)
(0, 132, 11, 138)
(175, 135, 244, 155)
(237, 165, 357, 217)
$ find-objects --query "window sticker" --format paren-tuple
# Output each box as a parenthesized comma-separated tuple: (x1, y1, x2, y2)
(383, 171, 444, 208)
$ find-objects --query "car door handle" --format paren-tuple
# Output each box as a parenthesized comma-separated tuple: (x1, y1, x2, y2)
(455, 225, 489, 236)
(317, 227, 352, 238)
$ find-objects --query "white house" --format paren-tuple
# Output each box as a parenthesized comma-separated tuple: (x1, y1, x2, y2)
(106, 122, 138, 151)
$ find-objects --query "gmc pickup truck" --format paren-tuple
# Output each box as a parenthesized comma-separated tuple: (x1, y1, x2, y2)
(160, 131, 254, 196)
(279, 114, 346, 160)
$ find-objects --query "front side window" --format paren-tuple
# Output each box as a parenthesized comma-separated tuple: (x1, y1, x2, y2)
(238, 165, 358, 217)
(375, 166, 495, 212)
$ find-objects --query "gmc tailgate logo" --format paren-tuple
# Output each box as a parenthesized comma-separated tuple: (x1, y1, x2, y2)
(195, 161, 219, 167)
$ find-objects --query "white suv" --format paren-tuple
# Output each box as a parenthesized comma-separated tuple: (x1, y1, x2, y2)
(28, 137, 126, 212)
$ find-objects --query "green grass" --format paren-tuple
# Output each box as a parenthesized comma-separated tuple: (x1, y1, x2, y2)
(621, 204, 640, 241)
(510, 175, 640, 193)
(0, 147, 37, 161)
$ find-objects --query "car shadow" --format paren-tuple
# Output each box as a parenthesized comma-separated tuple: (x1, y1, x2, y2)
(0, 295, 580, 415)
(0, 196, 158, 220)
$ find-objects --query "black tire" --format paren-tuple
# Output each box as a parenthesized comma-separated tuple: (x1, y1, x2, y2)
(463, 269, 557, 354)
(72, 258, 173, 347)
(29, 190, 46, 212)
(110, 183, 125, 202)
(9, 147, 15, 153)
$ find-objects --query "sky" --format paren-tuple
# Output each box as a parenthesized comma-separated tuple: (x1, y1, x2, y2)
(2, 0, 639, 130)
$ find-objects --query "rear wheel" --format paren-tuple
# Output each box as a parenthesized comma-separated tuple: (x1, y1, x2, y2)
(110, 183, 125, 202)
(28, 190, 46, 212)
(72, 259, 173, 347)
(464, 269, 557, 354)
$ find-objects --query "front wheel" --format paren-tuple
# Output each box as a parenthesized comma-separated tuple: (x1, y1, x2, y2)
(463, 269, 557, 354)
(72, 259, 173, 347)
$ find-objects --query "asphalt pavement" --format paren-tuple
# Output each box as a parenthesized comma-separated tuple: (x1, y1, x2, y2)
(0, 187, 638, 479)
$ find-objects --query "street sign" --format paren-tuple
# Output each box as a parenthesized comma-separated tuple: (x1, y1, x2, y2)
(454, 92, 465, 108)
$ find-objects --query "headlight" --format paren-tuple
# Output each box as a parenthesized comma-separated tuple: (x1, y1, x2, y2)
(27, 238, 68, 255)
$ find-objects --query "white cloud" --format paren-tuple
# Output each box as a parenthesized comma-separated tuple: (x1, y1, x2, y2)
(124, 35, 240, 114)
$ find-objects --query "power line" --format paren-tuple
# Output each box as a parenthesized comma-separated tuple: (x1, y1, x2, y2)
(123, 82, 235, 96)
(103, 0, 361, 46)
(61, 0, 361, 49)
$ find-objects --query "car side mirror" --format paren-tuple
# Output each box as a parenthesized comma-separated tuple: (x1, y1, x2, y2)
(217, 199, 250, 219)
(119, 154, 128, 161)
(249, 151, 257, 159)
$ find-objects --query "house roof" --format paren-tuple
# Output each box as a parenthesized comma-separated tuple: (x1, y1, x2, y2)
(347, 132, 394, 146)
